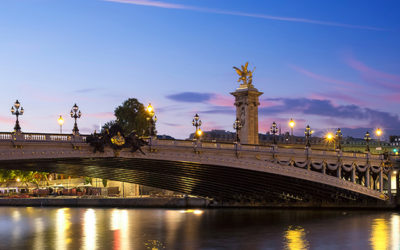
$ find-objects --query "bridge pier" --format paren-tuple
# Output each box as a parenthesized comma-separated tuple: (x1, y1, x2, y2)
(366, 168, 370, 189)
(388, 171, 392, 199)
(379, 168, 383, 192)
(337, 165, 341, 179)
(351, 166, 356, 183)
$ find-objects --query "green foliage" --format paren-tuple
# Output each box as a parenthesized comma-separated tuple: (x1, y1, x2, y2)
(102, 98, 153, 136)
(102, 179, 108, 187)
(0, 169, 49, 188)
(84, 177, 93, 185)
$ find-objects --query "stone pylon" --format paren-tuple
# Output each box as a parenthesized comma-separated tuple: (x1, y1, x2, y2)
(231, 83, 263, 145)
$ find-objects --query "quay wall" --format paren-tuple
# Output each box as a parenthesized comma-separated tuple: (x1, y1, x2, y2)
(0, 198, 398, 209)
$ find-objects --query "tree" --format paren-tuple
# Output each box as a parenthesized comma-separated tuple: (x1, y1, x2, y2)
(103, 98, 152, 136)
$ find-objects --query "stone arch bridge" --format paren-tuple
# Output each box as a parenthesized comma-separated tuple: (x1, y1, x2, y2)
(0, 132, 398, 204)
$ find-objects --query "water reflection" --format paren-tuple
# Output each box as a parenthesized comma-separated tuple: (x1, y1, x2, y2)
(371, 218, 389, 250)
(110, 209, 130, 250)
(83, 209, 96, 250)
(33, 217, 44, 250)
(0, 208, 399, 249)
(391, 214, 400, 250)
(284, 226, 309, 250)
(56, 208, 71, 250)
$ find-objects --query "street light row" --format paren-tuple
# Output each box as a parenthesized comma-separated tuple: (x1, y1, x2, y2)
(11, 100, 82, 135)
(9, 100, 385, 150)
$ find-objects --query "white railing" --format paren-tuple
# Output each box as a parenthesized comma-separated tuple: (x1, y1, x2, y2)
(0, 132, 87, 143)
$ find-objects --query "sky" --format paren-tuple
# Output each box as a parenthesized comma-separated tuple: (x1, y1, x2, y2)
(0, 0, 400, 140)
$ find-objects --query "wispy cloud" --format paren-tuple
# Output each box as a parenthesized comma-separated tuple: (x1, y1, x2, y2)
(345, 55, 400, 91)
(290, 64, 360, 89)
(166, 92, 215, 103)
(104, 0, 385, 31)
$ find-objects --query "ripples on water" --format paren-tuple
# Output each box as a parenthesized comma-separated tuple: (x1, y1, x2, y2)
(0, 207, 398, 249)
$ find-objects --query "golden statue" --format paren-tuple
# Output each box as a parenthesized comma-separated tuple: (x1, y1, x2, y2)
(233, 62, 255, 87)
(111, 131, 125, 146)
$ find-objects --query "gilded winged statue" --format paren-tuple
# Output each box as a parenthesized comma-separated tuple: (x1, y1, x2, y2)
(233, 62, 255, 86)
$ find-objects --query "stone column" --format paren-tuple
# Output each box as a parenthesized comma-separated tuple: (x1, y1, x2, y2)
(231, 84, 263, 145)
(388, 171, 392, 198)
(366, 168, 370, 188)
(379, 167, 383, 192)
(351, 166, 356, 183)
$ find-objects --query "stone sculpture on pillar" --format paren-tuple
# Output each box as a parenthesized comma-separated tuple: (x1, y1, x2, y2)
(231, 62, 263, 145)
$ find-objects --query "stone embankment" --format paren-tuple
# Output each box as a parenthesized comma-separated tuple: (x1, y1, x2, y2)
(0, 197, 398, 209)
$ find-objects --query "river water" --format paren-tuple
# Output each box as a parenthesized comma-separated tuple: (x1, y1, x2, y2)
(0, 207, 398, 250)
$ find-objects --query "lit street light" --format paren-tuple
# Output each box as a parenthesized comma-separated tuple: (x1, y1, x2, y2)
(146, 103, 157, 151)
(270, 122, 278, 145)
(305, 125, 313, 148)
(11, 100, 24, 133)
(57, 115, 64, 134)
(192, 114, 202, 140)
(146, 103, 157, 136)
(364, 131, 371, 152)
(70, 103, 82, 135)
(375, 128, 382, 144)
(289, 118, 295, 143)
(325, 132, 334, 150)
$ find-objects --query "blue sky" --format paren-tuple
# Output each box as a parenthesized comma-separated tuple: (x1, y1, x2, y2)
(0, 0, 399, 139)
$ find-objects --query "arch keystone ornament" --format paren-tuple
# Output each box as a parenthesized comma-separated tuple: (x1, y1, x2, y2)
(231, 62, 263, 144)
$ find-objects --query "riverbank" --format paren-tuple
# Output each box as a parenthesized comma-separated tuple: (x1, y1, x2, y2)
(0, 197, 398, 209)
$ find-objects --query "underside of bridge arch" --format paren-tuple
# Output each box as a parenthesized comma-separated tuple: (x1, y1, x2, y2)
(0, 157, 384, 204)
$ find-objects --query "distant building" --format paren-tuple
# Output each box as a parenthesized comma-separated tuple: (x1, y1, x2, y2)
(157, 134, 175, 140)
(389, 136, 400, 146)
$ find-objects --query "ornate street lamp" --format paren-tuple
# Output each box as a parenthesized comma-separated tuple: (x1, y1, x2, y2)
(70, 103, 82, 135)
(192, 114, 202, 140)
(375, 128, 382, 145)
(289, 118, 295, 143)
(146, 103, 157, 136)
(57, 115, 64, 134)
(364, 131, 371, 152)
(270, 122, 278, 145)
(11, 100, 24, 133)
(336, 128, 342, 150)
(146, 103, 157, 151)
(233, 118, 242, 143)
(233, 118, 242, 157)
(305, 125, 313, 148)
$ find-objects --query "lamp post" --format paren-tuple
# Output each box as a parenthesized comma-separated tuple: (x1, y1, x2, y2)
(375, 128, 382, 145)
(146, 103, 157, 151)
(289, 118, 295, 143)
(336, 128, 342, 151)
(57, 115, 64, 134)
(192, 114, 202, 140)
(270, 122, 278, 145)
(364, 131, 371, 152)
(70, 103, 81, 135)
(305, 125, 313, 148)
(325, 132, 334, 150)
(233, 118, 242, 157)
(11, 100, 24, 133)
(233, 118, 242, 143)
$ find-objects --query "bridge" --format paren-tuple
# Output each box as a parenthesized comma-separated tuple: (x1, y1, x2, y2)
(0, 131, 398, 204)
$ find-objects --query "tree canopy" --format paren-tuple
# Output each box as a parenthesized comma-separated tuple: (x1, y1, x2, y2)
(102, 98, 155, 136)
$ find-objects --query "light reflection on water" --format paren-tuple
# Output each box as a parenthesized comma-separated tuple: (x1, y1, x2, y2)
(0, 207, 398, 249)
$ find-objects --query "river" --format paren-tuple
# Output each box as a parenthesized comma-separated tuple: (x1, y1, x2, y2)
(0, 207, 398, 249)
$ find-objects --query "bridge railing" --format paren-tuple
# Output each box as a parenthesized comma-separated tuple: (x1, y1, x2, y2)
(0, 132, 87, 143)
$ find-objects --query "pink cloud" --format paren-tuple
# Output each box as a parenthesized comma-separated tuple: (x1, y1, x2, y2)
(345, 55, 400, 91)
(0, 116, 15, 124)
(290, 64, 360, 89)
(207, 94, 233, 107)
